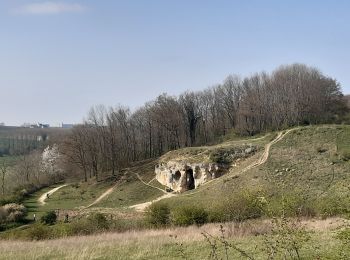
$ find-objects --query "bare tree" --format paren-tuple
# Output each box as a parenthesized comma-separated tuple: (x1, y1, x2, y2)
(1, 161, 7, 196)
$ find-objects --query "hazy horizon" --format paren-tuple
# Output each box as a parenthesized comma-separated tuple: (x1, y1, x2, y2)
(1, 0, 350, 126)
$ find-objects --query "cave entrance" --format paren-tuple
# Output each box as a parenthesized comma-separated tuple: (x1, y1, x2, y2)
(186, 168, 195, 190)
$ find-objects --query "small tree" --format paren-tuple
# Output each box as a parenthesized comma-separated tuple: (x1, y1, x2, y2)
(146, 203, 171, 227)
(41, 211, 57, 225)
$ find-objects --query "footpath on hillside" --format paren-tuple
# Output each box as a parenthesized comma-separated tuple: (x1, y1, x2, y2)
(38, 184, 68, 205)
(129, 128, 298, 211)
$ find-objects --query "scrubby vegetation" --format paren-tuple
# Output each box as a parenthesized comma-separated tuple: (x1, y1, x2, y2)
(0, 203, 27, 231)
(40, 211, 57, 225)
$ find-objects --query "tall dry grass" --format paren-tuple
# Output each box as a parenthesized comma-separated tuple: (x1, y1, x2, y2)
(0, 217, 346, 259)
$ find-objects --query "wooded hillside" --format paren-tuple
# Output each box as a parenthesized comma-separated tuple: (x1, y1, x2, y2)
(61, 63, 349, 182)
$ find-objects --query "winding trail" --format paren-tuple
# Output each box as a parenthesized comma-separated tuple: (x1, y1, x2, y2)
(238, 129, 294, 173)
(129, 128, 298, 211)
(129, 171, 175, 211)
(129, 193, 176, 211)
(85, 181, 122, 208)
(134, 172, 167, 193)
(38, 184, 68, 205)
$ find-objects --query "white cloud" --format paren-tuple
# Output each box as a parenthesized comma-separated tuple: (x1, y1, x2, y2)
(13, 2, 86, 15)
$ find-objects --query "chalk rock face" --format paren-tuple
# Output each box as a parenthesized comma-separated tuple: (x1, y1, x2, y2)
(155, 161, 227, 193)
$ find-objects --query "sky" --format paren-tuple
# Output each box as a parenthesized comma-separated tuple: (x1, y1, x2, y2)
(0, 0, 349, 126)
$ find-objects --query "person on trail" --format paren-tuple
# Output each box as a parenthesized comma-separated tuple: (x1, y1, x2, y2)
(64, 213, 69, 223)
(33, 213, 36, 222)
(46, 193, 50, 199)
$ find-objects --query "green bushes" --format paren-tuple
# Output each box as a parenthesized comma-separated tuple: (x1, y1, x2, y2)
(87, 213, 109, 230)
(146, 203, 208, 227)
(267, 193, 316, 218)
(0, 213, 148, 240)
(172, 206, 208, 226)
(26, 224, 51, 240)
(146, 203, 170, 227)
(213, 190, 265, 222)
(41, 211, 57, 225)
(315, 194, 348, 218)
(66, 213, 110, 236)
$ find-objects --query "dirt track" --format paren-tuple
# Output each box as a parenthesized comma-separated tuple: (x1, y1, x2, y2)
(85, 184, 118, 208)
(129, 128, 298, 211)
(38, 184, 68, 205)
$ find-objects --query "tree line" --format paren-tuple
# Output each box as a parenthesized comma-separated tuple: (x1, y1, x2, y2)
(61, 63, 348, 181)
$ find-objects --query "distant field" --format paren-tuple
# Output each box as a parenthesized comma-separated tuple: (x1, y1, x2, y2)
(23, 181, 114, 219)
(0, 155, 20, 167)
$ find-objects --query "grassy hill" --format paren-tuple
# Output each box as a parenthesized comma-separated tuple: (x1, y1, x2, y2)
(2, 124, 350, 260)
(13, 125, 350, 220)
(161, 125, 350, 217)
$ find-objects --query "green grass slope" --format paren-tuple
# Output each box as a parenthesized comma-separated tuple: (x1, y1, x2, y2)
(94, 159, 165, 208)
(19, 125, 350, 220)
(161, 125, 350, 216)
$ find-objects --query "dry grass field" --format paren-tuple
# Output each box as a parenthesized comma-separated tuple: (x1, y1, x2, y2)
(0, 218, 347, 259)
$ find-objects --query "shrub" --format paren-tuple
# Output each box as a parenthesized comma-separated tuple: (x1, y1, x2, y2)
(0, 207, 6, 223)
(268, 193, 316, 218)
(263, 216, 311, 259)
(1, 203, 27, 223)
(41, 211, 57, 225)
(87, 213, 109, 230)
(146, 203, 171, 227)
(66, 218, 94, 235)
(172, 205, 208, 226)
(341, 151, 350, 161)
(65, 213, 111, 236)
(315, 194, 348, 218)
(25, 223, 51, 240)
(218, 190, 264, 222)
(0, 195, 22, 206)
(337, 228, 350, 242)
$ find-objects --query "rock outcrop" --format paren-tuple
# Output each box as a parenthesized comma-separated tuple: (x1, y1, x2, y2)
(155, 161, 228, 193)
(155, 144, 258, 193)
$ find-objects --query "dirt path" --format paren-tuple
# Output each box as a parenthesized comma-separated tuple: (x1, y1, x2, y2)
(38, 184, 68, 205)
(129, 193, 176, 211)
(180, 128, 298, 197)
(134, 172, 167, 193)
(129, 171, 173, 212)
(129, 128, 298, 211)
(85, 183, 119, 208)
(224, 128, 297, 177)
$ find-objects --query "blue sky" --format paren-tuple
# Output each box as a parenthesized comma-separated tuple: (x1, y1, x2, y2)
(0, 1, 349, 126)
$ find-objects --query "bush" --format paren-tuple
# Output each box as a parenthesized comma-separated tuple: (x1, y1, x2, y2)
(217, 190, 264, 222)
(146, 203, 170, 227)
(0, 203, 27, 223)
(41, 211, 57, 225)
(172, 205, 208, 226)
(0, 207, 6, 223)
(341, 151, 350, 161)
(64, 213, 111, 236)
(268, 193, 316, 218)
(87, 213, 109, 230)
(0, 194, 22, 206)
(315, 194, 348, 218)
(64, 219, 94, 235)
(25, 223, 51, 240)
